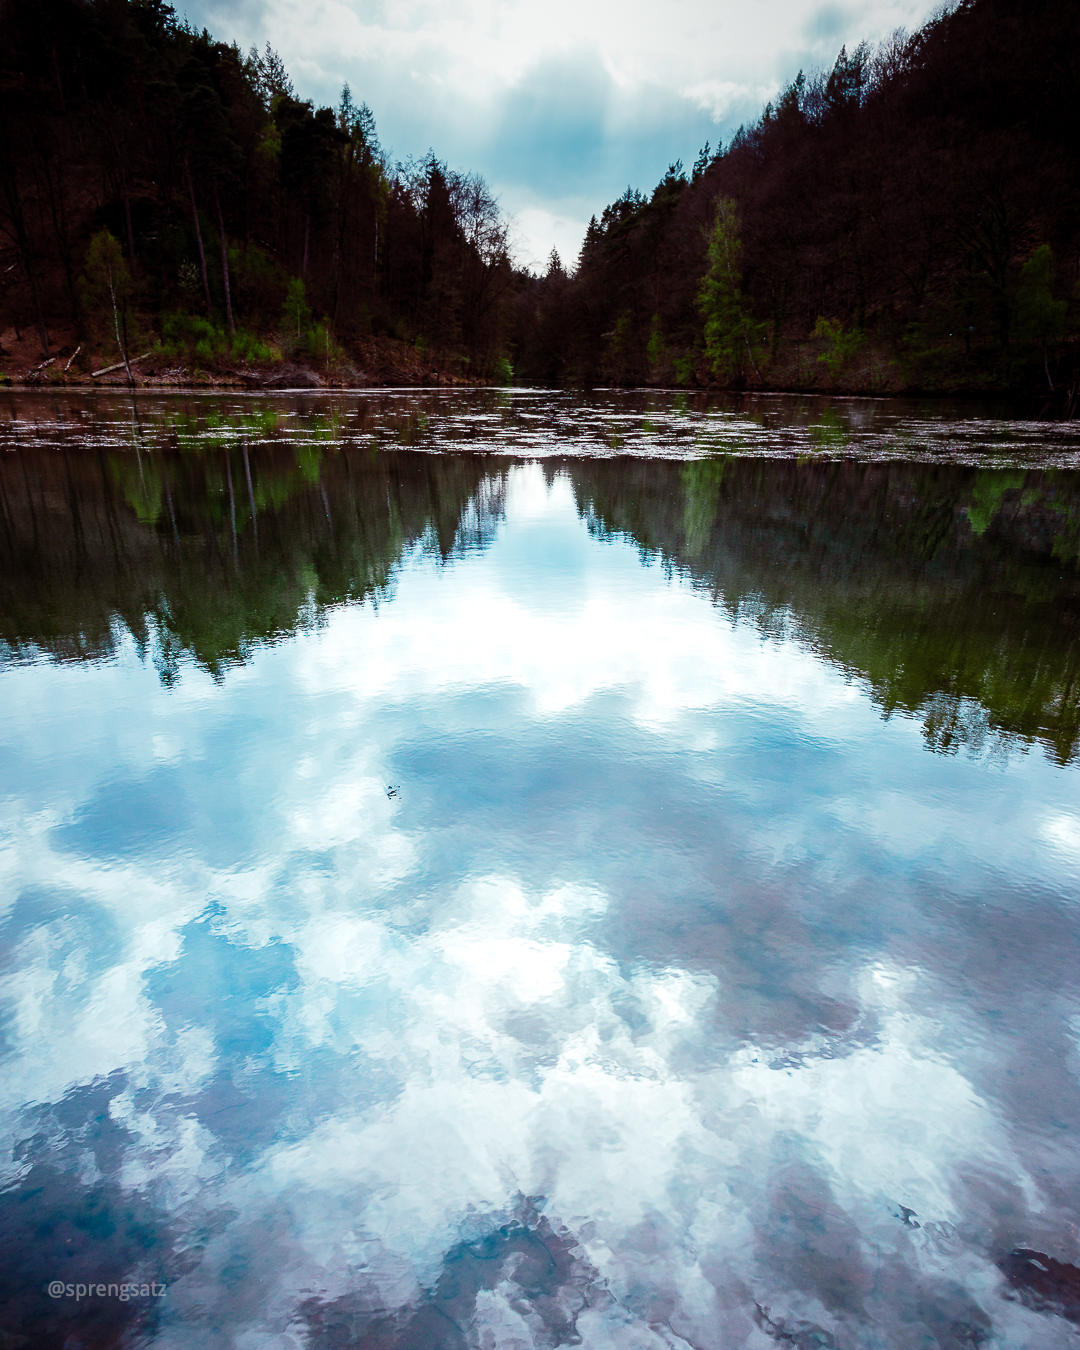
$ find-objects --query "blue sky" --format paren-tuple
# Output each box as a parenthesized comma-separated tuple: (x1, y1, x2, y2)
(182, 0, 942, 270)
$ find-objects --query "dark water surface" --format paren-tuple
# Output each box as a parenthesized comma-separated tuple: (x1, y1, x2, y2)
(1, 388, 1079, 1349)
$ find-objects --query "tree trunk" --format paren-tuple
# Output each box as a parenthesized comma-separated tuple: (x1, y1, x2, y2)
(107, 270, 133, 385)
(114, 135, 139, 282)
(122, 166, 138, 280)
(187, 167, 213, 318)
(226, 450, 237, 561)
(216, 187, 235, 334)
(106, 123, 139, 279)
(243, 440, 258, 543)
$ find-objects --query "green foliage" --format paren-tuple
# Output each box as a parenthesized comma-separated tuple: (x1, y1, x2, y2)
(82, 229, 134, 362)
(165, 408, 282, 455)
(158, 313, 278, 365)
(697, 198, 764, 382)
(1013, 245, 1067, 385)
(233, 331, 278, 363)
(159, 313, 209, 351)
(1, 0, 520, 381)
(672, 354, 696, 387)
(609, 312, 632, 356)
(303, 322, 338, 365)
(506, 0, 1080, 391)
(603, 311, 637, 383)
(0, 433, 497, 683)
(275, 280, 341, 364)
(83, 228, 131, 306)
(282, 278, 312, 342)
(681, 457, 727, 554)
(812, 317, 863, 381)
(8, 0, 1079, 395)
(967, 470, 1025, 536)
(1014, 247, 1065, 346)
(493, 356, 513, 386)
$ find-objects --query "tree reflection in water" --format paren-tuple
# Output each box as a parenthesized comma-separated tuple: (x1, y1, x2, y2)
(3, 391, 1077, 759)
(1, 389, 1079, 1349)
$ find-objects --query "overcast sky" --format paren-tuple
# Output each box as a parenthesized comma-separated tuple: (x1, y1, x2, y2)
(181, 0, 942, 271)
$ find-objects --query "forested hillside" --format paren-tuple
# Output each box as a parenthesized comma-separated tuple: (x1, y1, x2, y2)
(1, 0, 1077, 396)
(0, 0, 515, 383)
(514, 0, 1080, 400)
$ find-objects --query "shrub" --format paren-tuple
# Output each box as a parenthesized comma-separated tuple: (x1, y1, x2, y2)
(157, 313, 279, 365)
(282, 278, 311, 346)
(812, 316, 863, 381)
(304, 322, 341, 365)
(672, 354, 696, 386)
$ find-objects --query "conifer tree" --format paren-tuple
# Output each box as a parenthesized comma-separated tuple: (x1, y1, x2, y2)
(697, 198, 762, 382)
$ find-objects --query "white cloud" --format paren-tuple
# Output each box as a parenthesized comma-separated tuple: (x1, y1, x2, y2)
(682, 78, 758, 122)
(184, 0, 944, 264)
(502, 199, 593, 273)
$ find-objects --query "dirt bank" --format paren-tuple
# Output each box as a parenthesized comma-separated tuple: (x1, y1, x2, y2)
(0, 328, 488, 391)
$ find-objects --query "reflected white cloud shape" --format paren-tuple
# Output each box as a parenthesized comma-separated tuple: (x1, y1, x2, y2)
(296, 467, 868, 727)
(2, 460, 1079, 1346)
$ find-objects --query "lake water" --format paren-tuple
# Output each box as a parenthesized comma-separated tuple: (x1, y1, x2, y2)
(1, 388, 1079, 1349)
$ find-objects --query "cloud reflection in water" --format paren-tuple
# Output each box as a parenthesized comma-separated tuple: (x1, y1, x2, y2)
(1, 455, 1079, 1348)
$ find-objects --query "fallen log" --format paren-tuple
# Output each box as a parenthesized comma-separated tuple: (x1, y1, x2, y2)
(63, 344, 82, 372)
(91, 350, 152, 378)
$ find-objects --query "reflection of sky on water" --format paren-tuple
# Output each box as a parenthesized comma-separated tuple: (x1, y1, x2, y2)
(2, 464, 1079, 1347)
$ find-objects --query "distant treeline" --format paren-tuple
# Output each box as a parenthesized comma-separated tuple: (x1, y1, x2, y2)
(1, 0, 1077, 394)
